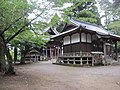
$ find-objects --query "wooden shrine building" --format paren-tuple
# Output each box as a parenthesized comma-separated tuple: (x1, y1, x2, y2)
(50, 18, 120, 66)
(25, 49, 41, 62)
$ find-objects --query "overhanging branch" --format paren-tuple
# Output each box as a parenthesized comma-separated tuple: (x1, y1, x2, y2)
(0, 14, 27, 35)
(6, 9, 45, 43)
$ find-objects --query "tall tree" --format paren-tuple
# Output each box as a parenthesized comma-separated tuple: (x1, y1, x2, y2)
(0, 0, 32, 74)
(63, 0, 101, 24)
(98, 0, 120, 23)
(0, 0, 50, 74)
(98, 0, 120, 52)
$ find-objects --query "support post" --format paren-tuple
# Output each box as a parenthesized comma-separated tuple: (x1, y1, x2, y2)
(35, 54, 37, 61)
(67, 58, 69, 64)
(62, 46, 63, 55)
(57, 47, 59, 59)
(46, 49, 48, 58)
(73, 58, 75, 64)
(80, 57, 83, 65)
(55, 47, 56, 59)
(50, 47, 52, 60)
(86, 57, 89, 65)
(115, 41, 118, 61)
(56, 47, 59, 63)
(104, 43, 107, 61)
(92, 55, 94, 66)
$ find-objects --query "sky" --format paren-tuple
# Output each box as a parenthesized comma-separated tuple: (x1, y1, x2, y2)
(28, 0, 72, 23)
(28, 0, 108, 25)
(96, 0, 113, 25)
(96, 1, 105, 25)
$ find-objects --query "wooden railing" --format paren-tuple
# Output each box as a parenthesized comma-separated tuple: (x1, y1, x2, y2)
(59, 52, 92, 57)
(58, 52, 93, 66)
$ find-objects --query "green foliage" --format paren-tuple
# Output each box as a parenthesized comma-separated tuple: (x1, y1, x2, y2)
(63, 0, 101, 24)
(112, 0, 120, 10)
(77, 10, 96, 18)
(49, 14, 61, 27)
(98, 0, 120, 26)
(32, 21, 48, 32)
(98, 0, 113, 25)
(0, 0, 31, 30)
(48, 0, 73, 6)
(107, 19, 120, 52)
(11, 30, 49, 48)
(48, 0, 101, 29)
(108, 20, 120, 35)
(0, 0, 50, 48)
(77, 17, 97, 23)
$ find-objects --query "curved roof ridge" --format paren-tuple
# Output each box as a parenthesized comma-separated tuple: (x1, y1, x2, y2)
(70, 17, 103, 28)
(69, 17, 109, 35)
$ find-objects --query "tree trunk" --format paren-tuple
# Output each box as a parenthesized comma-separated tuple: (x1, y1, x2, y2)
(5, 46, 15, 75)
(20, 49, 25, 64)
(0, 35, 15, 75)
(0, 36, 6, 73)
(14, 47, 17, 64)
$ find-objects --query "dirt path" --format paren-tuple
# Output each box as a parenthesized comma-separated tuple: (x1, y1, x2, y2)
(0, 61, 120, 90)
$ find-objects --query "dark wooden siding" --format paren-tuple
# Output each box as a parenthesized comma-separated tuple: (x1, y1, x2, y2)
(71, 43, 80, 52)
(64, 43, 92, 53)
(92, 40, 103, 52)
(80, 43, 86, 52)
(63, 45, 71, 53)
(86, 43, 91, 52)
(79, 43, 92, 52)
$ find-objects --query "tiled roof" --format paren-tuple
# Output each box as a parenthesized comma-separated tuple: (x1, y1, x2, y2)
(70, 18, 120, 38)
(51, 18, 120, 39)
(70, 18, 109, 35)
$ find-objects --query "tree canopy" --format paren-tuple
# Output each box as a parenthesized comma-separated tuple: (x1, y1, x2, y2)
(0, 0, 51, 74)
(98, 0, 120, 34)
(63, 0, 101, 24)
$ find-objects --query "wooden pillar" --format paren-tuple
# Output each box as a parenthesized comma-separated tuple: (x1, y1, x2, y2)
(73, 58, 75, 64)
(67, 58, 69, 64)
(104, 43, 107, 60)
(79, 32, 81, 52)
(62, 46, 63, 55)
(30, 53, 31, 61)
(86, 57, 89, 65)
(36, 55, 38, 61)
(80, 57, 83, 65)
(50, 47, 52, 60)
(46, 49, 48, 57)
(92, 55, 94, 66)
(57, 47, 59, 59)
(59, 46, 62, 56)
(35, 54, 37, 61)
(70, 35, 72, 53)
(86, 33, 87, 52)
(115, 41, 118, 61)
(55, 47, 56, 59)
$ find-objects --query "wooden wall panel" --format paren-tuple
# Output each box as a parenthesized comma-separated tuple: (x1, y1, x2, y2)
(71, 43, 80, 52)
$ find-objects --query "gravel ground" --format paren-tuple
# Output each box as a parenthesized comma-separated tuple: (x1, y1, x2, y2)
(0, 61, 120, 90)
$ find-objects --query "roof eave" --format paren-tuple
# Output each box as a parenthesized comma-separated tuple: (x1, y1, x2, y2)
(51, 27, 79, 39)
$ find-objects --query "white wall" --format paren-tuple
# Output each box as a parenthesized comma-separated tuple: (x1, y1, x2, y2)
(87, 34, 91, 43)
(63, 33, 92, 45)
(71, 33, 80, 43)
(63, 36, 70, 45)
(81, 33, 86, 42)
